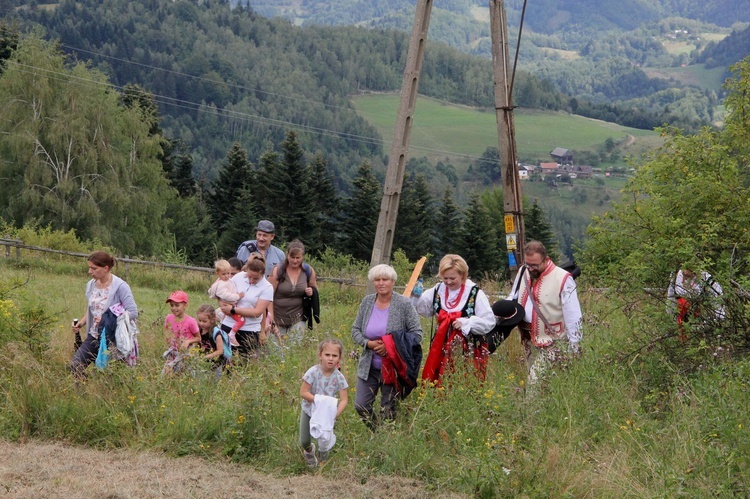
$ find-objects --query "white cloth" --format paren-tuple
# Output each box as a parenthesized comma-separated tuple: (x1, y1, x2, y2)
(667, 269, 725, 320)
(114, 310, 139, 366)
(309, 394, 338, 452)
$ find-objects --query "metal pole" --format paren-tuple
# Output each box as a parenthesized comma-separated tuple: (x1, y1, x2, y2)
(490, 0, 525, 276)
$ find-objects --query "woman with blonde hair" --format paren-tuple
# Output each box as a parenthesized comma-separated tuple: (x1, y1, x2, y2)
(416, 254, 495, 383)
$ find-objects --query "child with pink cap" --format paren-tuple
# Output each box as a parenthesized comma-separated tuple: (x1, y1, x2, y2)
(162, 290, 200, 374)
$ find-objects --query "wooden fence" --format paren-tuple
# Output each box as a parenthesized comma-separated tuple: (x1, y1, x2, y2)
(0, 237, 358, 287)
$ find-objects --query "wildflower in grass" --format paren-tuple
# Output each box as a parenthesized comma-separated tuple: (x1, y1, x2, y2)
(237, 414, 246, 424)
(128, 396, 136, 404)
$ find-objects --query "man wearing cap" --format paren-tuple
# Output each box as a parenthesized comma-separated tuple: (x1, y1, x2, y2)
(508, 240, 583, 385)
(235, 220, 286, 277)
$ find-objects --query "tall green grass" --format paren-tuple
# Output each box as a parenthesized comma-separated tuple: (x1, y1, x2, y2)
(1, 255, 749, 496)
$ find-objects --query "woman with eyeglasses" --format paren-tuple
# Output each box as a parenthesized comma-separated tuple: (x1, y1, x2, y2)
(416, 254, 495, 384)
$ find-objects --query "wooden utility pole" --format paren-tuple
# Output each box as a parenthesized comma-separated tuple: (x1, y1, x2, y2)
(490, 0, 525, 274)
(369, 0, 524, 281)
(369, 0, 433, 280)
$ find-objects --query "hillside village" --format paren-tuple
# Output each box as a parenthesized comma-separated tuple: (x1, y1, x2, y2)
(519, 147, 630, 182)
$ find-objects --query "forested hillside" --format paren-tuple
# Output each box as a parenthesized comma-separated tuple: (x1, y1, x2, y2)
(0, 0, 741, 266)
(6, 0, 722, 179)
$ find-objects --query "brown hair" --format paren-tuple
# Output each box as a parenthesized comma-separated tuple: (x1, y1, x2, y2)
(244, 257, 266, 275)
(277, 240, 306, 283)
(318, 338, 344, 356)
(196, 304, 216, 322)
(524, 240, 548, 260)
(88, 251, 115, 269)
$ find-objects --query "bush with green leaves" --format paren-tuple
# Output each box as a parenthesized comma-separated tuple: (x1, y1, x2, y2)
(582, 57, 750, 375)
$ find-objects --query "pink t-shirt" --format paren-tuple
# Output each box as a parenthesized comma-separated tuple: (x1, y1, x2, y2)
(165, 314, 200, 349)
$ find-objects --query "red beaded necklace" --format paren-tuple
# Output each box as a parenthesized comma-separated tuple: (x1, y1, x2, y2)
(444, 283, 466, 309)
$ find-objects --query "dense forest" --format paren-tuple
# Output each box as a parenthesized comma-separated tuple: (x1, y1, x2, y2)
(0, 0, 746, 269)
(5, 0, 728, 179)
(1, 26, 568, 273)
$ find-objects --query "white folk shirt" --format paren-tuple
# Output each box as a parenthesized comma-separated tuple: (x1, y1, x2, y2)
(509, 262, 582, 348)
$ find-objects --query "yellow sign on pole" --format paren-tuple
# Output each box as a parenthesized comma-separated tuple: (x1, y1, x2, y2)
(506, 234, 517, 250)
(504, 215, 515, 233)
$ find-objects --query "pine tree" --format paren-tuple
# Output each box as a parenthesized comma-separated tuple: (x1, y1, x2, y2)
(252, 149, 285, 224)
(216, 187, 258, 259)
(393, 173, 435, 261)
(459, 193, 501, 279)
(171, 152, 197, 198)
(434, 187, 464, 259)
(524, 199, 557, 257)
(206, 143, 253, 237)
(309, 153, 339, 255)
(339, 161, 382, 262)
(275, 130, 315, 243)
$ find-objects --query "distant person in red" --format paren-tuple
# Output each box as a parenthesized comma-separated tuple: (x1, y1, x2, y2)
(667, 267, 724, 340)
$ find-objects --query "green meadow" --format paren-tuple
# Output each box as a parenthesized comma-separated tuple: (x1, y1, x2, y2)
(1, 228, 749, 496)
(351, 94, 661, 165)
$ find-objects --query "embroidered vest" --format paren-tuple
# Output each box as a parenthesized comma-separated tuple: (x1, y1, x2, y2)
(518, 264, 570, 347)
(433, 284, 479, 318)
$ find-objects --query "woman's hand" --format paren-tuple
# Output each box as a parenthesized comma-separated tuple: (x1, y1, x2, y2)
(305, 286, 313, 297)
(219, 301, 233, 316)
(452, 319, 464, 330)
(367, 339, 386, 356)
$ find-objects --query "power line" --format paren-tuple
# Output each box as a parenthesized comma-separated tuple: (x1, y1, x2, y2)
(6, 56, 495, 165)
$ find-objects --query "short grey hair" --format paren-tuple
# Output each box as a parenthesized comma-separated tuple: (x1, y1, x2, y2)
(368, 264, 397, 283)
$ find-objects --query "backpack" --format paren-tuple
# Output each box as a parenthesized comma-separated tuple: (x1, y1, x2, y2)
(560, 259, 581, 280)
(212, 327, 232, 360)
(275, 261, 312, 282)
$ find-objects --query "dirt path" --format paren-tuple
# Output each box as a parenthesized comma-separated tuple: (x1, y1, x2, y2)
(0, 441, 458, 498)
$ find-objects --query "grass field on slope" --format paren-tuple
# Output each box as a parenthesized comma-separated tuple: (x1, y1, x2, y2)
(351, 93, 662, 165)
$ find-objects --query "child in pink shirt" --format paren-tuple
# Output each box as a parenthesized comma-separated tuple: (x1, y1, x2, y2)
(162, 290, 200, 374)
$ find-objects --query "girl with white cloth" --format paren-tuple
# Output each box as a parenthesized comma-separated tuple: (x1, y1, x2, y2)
(299, 339, 349, 468)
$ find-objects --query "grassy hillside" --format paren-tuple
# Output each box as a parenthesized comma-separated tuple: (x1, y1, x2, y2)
(644, 64, 728, 92)
(351, 93, 662, 165)
(1, 253, 749, 496)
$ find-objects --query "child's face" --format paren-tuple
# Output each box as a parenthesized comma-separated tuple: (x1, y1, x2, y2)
(169, 301, 187, 317)
(196, 312, 214, 331)
(319, 344, 341, 372)
(217, 268, 232, 281)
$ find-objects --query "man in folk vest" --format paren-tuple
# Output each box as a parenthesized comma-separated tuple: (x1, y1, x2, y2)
(511, 240, 582, 385)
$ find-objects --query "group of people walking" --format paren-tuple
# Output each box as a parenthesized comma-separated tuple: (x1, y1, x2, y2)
(69, 228, 584, 467)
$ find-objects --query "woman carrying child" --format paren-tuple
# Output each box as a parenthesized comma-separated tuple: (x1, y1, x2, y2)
(300, 339, 348, 467)
(208, 258, 244, 346)
(218, 257, 273, 359)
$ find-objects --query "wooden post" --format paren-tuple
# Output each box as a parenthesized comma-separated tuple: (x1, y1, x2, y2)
(490, 0, 525, 276)
(368, 0, 434, 291)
